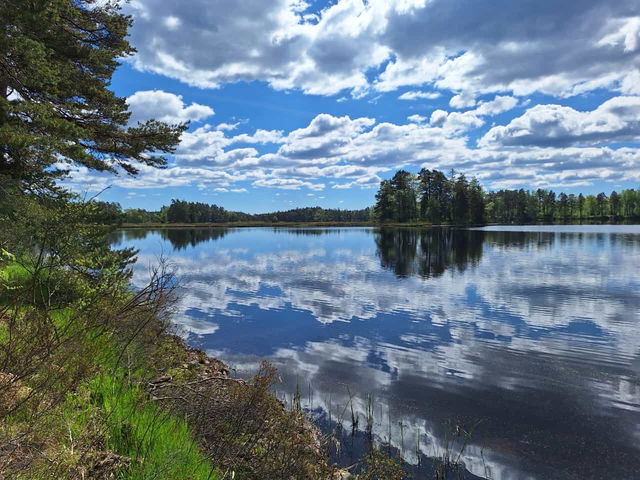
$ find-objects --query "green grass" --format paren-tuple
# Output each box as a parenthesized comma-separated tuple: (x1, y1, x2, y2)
(0, 260, 218, 479)
(0, 322, 7, 345)
(0, 262, 31, 282)
(64, 372, 218, 480)
(0, 261, 78, 306)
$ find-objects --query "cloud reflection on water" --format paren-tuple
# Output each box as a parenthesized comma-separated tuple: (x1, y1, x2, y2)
(115, 226, 640, 479)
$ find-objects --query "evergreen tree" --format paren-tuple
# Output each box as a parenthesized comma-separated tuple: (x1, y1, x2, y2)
(418, 168, 451, 223)
(0, 0, 185, 191)
(167, 199, 191, 223)
(390, 170, 417, 222)
(577, 194, 585, 218)
(468, 178, 485, 224)
(596, 192, 608, 217)
(451, 174, 470, 224)
(610, 191, 620, 217)
(621, 189, 637, 217)
(558, 193, 569, 218)
(568, 194, 577, 218)
(374, 180, 396, 222)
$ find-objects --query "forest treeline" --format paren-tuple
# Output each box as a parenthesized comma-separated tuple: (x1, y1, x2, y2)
(374, 169, 640, 224)
(95, 170, 640, 226)
(99, 200, 372, 224)
(96, 170, 640, 226)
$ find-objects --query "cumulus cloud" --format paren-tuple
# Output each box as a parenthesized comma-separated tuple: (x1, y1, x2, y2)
(62, 100, 640, 196)
(215, 122, 241, 131)
(214, 187, 248, 193)
(473, 95, 518, 116)
(481, 96, 640, 147)
(123, 0, 640, 98)
(449, 91, 476, 109)
(126, 90, 214, 124)
(253, 178, 325, 190)
(277, 114, 376, 161)
(426, 95, 518, 134)
(230, 129, 286, 145)
(332, 175, 381, 189)
(171, 124, 284, 167)
(399, 90, 441, 101)
(407, 114, 427, 123)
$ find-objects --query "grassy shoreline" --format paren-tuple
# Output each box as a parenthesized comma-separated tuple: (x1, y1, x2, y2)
(0, 259, 334, 479)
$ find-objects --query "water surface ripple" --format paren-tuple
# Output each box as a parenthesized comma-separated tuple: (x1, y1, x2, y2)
(112, 226, 640, 479)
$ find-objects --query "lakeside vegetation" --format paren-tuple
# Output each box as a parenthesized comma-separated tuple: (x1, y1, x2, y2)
(93, 171, 639, 228)
(95, 202, 373, 226)
(374, 169, 640, 225)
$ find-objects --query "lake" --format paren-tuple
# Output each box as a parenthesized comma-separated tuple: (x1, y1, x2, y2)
(111, 225, 640, 479)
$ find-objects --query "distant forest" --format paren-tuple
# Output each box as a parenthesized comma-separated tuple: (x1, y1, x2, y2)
(374, 169, 640, 224)
(93, 168, 640, 226)
(94, 201, 372, 225)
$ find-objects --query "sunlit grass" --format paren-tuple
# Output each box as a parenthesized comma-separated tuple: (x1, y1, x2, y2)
(0, 322, 7, 345)
(0, 261, 218, 479)
(63, 372, 218, 480)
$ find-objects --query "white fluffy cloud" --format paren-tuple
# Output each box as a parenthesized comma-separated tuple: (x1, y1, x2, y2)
(407, 114, 427, 123)
(449, 91, 477, 109)
(253, 178, 325, 191)
(399, 90, 441, 101)
(66, 0, 639, 198)
(427, 95, 518, 134)
(63, 95, 640, 195)
(277, 114, 376, 161)
(123, 0, 640, 98)
(481, 96, 640, 147)
(126, 90, 214, 124)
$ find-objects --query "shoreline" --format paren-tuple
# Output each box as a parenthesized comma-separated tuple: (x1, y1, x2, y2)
(116, 219, 638, 229)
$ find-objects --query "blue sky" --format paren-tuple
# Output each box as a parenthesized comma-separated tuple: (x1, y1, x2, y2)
(65, 0, 640, 212)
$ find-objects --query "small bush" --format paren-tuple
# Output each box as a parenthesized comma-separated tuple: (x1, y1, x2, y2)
(357, 449, 405, 480)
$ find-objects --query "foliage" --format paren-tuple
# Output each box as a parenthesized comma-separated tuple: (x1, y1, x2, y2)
(375, 168, 640, 224)
(150, 359, 335, 480)
(163, 199, 372, 224)
(92, 199, 372, 225)
(0, 192, 338, 479)
(486, 187, 640, 222)
(0, 239, 219, 479)
(375, 168, 485, 224)
(391, 170, 418, 222)
(122, 207, 166, 224)
(356, 449, 405, 480)
(0, 191, 136, 308)
(0, 0, 185, 191)
(374, 180, 397, 222)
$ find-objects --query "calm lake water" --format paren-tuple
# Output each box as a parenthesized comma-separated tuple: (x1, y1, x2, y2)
(111, 226, 640, 479)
